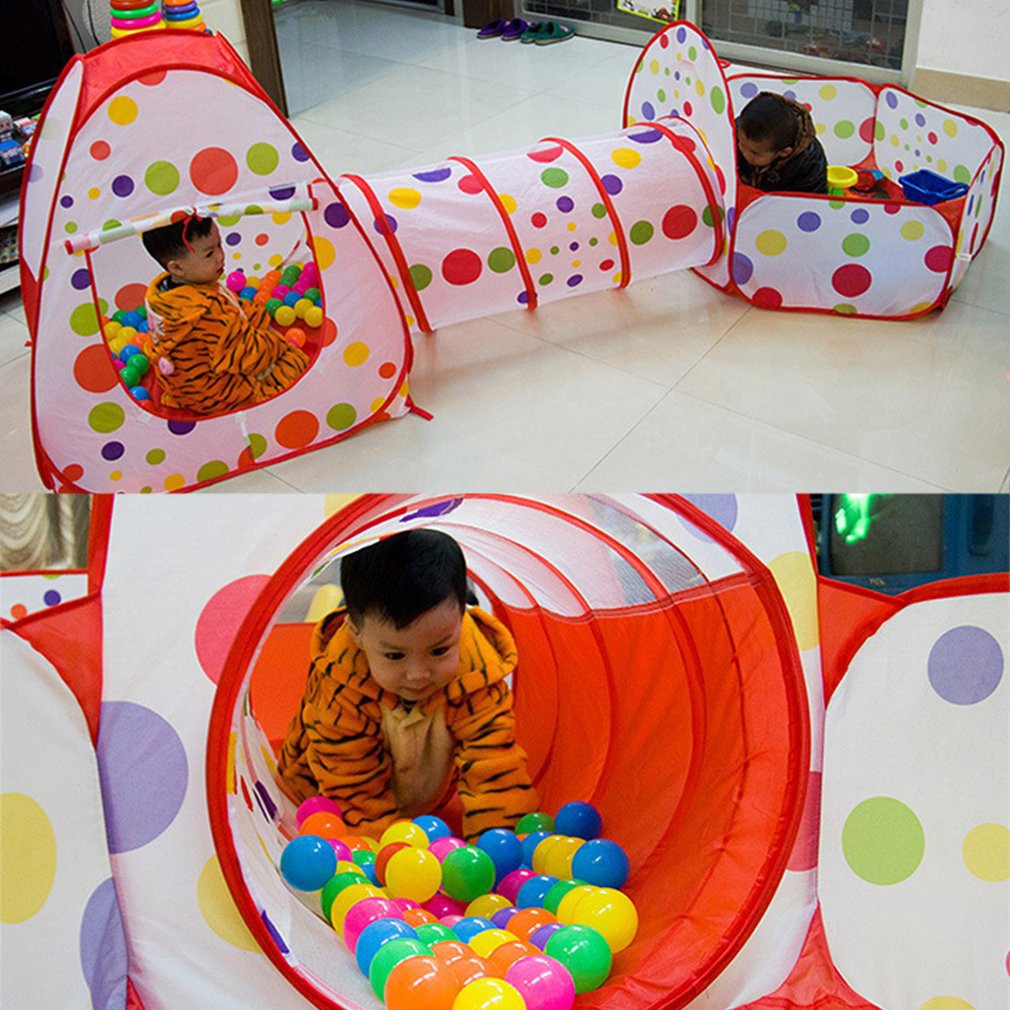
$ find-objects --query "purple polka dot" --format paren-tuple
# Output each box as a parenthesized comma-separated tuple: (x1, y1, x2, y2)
(629, 129, 662, 144)
(96, 701, 188, 853)
(915, 113, 926, 127)
(43, 589, 61, 606)
(269, 185, 295, 200)
(71, 268, 92, 290)
(323, 201, 350, 229)
(111, 175, 134, 198)
(254, 780, 278, 821)
(850, 208, 870, 225)
(261, 910, 290, 954)
(641, 101, 656, 121)
(28, 162, 42, 182)
(413, 167, 452, 183)
(291, 142, 309, 162)
(80, 879, 128, 1010)
(567, 274, 583, 287)
(374, 213, 398, 235)
(797, 211, 822, 232)
(783, 90, 797, 101)
(101, 441, 125, 461)
(674, 71, 681, 81)
(168, 420, 196, 435)
(732, 251, 754, 284)
(886, 91, 899, 109)
(60, 195, 74, 209)
(967, 196, 974, 217)
(676, 25, 686, 42)
(225, 232, 241, 246)
(569, 241, 579, 252)
(928, 626, 1003, 705)
(740, 81, 759, 99)
(683, 494, 739, 534)
(727, 206, 736, 233)
(600, 174, 623, 196)
(517, 291, 529, 305)
(556, 196, 574, 213)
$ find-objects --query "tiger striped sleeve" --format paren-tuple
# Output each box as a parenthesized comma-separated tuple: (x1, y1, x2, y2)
(210, 303, 291, 378)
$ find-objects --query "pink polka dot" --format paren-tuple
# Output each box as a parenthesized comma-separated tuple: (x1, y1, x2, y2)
(752, 287, 783, 308)
(189, 147, 239, 196)
(458, 175, 482, 195)
(925, 245, 954, 273)
(787, 771, 822, 872)
(662, 204, 698, 240)
(442, 249, 482, 285)
(884, 203, 901, 215)
(659, 33, 668, 47)
(528, 145, 564, 164)
(928, 131, 938, 145)
(194, 575, 272, 683)
(858, 118, 875, 143)
(670, 135, 696, 154)
(832, 264, 872, 297)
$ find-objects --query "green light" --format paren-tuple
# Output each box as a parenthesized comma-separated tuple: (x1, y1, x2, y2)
(834, 494, 889, 544)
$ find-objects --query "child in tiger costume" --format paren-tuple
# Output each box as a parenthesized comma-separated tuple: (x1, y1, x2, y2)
(142, 216, 309, 415)
(277, 529, 539, 841)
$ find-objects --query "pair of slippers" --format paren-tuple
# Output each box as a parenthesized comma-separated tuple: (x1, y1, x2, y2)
(477, 18, 575, 43)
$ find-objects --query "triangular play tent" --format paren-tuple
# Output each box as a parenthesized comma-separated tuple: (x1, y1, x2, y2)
(2, 494, 1006, 1010)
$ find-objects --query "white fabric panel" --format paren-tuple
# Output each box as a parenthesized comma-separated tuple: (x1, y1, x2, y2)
(0, 572, 89, 620)
(951, 145, 1004, 291)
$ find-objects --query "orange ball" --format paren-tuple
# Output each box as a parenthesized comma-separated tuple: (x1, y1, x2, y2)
(300, 811, 347, 839)
(385, 954, 461, 1010)
(403, 908, 439, 927)
(506, 907, 557, 944)
(344, 836, 376, 853)
(375, 841, 410, 885)
(488, 940, 541, 974)
(286, 326, 307, 347)
(429, 941, 473, 965)
(446, 954, 500, 989)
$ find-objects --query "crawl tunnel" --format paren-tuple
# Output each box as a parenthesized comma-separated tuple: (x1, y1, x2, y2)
(208, 494, 810, 1010)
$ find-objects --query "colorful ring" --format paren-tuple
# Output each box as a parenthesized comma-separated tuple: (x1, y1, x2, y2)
(164, 15, 204, 29)
(162, 0, 198, 6)
(111, 0, 161, 10)
(164, 2, 199, 16)
(111, 11, 162, 29)
(109, 2, 160, 19)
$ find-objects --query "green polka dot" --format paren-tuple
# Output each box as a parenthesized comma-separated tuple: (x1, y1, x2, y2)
(899, 118, 909, 130)
(145, 161, 179, 195)
(701, 205, 723, 227)
(102, 219, 122, 231)
(246, 433, 267, 459)
(140, 486, 152, 494)
(197, 460, 229, 482)
(70, 302, 102, 337)
(591, 203, 607, 219)
(842, 796, 925, 885)
(246, 142, 279, 176)
(953, 164, 971, 185)
(842, 233, 871, 257)
(833, 303, 858, 315)
(588, 237, 598, 247)
(710, 86, 725, 115)
(688, 45, 697, 60)
(549, 246, 559, 256)
(875, 122, 886, 142)
(828, 200, 845, 210)
(629, 221, 654, 245)
(244, 204, 263, 216)
(901, 220, 924, 241)
(782, 78, 798, 84)
(834, 120, 855, 139)
(218, 215, 241, 227)
(488, 247, 516, 273)
(88, 402, 125, 434)
(64, 221, 77, 234)
(326, 403, 357, 431)
(409, 264, 432, 291)
(657, 89, 666, 103)
(540, 168, 568, 189)
(539, 273, 554, 286)
(145, 448, 166, 465)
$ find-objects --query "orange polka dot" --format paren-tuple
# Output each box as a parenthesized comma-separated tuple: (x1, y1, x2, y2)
(379, 361, 397, 379)
(189, 147, 239, 196)
(275, 410, 319, 449)
(255, 234, 269, 247)
(73, 345, 119, 394)
(63, 464, 84, 482)
(10, 604, 27, 620)
(322, 319, 338, 347)
(90, 140, 111, 161)
(115, 282, 148, 312)
(237, 446, 256, 469)
(139, 69, 167, 86)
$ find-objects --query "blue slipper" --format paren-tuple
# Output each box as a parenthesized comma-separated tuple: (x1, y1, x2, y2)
(501, 18, 530, 41)
(477, 17, 507, 38)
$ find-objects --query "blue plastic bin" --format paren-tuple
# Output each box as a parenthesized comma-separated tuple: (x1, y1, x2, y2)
(898, 168, 970, 205)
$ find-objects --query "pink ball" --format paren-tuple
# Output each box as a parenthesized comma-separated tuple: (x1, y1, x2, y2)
(114, 359, 126, 371)
(424, 894, 467, 919)
(392, 897, 422, 911)
(226, 271, 246, 292)
(272, 284, 290, 299)
(506, 955, 576, 1010)
(497, 869, 535, 904)
(293, 280, 310, 294)
(296, 796, 342, 827)
(342, 897, 404, 954)
(301, 263, 319, 283)
(429, 836, 466, 863)
(328, 838, 353, 862)
(440, 914, 463, 929)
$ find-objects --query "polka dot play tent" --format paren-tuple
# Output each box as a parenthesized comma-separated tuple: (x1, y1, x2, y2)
(2, 494, 1006, 1010)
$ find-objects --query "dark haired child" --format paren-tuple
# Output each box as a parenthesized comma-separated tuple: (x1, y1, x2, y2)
(277, 529, 539, 841)
(736, 91, 829, 194)
(142, 216, 308, 415)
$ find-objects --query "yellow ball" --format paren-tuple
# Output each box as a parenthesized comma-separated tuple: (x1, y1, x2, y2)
(246, 276, 261, 289)
(103, 321, 122, 340)
(468, 928, 518, 959)
(118, 326, 137, 341)
(380, 821, 430, 849)
(384, 846, 441, 903)
(294, 297, 313, 319)
(555, 884, 600, 924)
(453, 978, 525, 1010)
(531, 834, 566, 874)
(274, 305, 296, 327)
(571, 887, 639, 952)
(328, 882, 384, 935)
(541, 836, 583, 879)
(466, 893, 514, 919)
(335, 860, 366, 877)
(109, 338, 128, 356)
(304, 305, 324, 329)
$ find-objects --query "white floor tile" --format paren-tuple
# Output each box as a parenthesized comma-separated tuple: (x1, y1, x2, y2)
(0, 355, 46, 491)
(0, 312, 30, 368)
(198, 467, 304, 492)
(291, 116, 413, 177)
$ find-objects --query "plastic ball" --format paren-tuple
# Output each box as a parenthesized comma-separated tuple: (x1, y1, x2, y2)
(496, 869, 535, 903)
(505, 907, 556, 945)
(137, 320, 149, 333)
(531, 836, 565, 875)
(404, 907, 439, 927)
(416, 922, 459, 947)
(516, 812, 554, 835)
(226, 271, 246, 292)
(477, 829, 523, 882)
(293, 279, 311, 295)
(280, 835, 337, 891)
(442, 915, 464, 930)
(453, 916, 496, 943)
(109, 337, 128, 357)
(543, 879, 585, 916)
(300, 811, 347, 839)
(119, 344, 142, 362)
(519, 831, 551, 869)
(506, 954, 576, 1010)
(328, 838, 353, 863)
(431, 939, 473, 964)
(136, 305, 147, 319)
(262, 270, 283, 287)
(424, 894, 467, 919)
(274, 305, 296, 327)
(516, 875, 559, 909)
(129, 386, 150, 400)
(414, 815, 452, 843)
(120, 310, 142, 329)
(114, 359, 126, 372)
(239, 286, 258, 301)
(330, 882, 385, 935)
(539, 837, 583, 879)
(129, 354, 150, 376)
(353, 849, 377, 869)
(385, 953, 462, 1010)
(343, 896, 405, 954)
(347, 835, 381, 853)
(570, 839, 629, 890)
(429, 837, 467, 863)
(104, 321, 122, 338)
(555, 885, 598, 925)
(305, 286, 322, 303)
(283, 290, 302, 308)
(271, 284, 290, 299)
(529, 924, 563, 950)
(570, 887, 638, 953)
(385, 846, 442, 903)
(265, 297, 283, 317)
(300, 261, 319, 281)
(489, 907, 520, 930)
(320, 869, 368, 920)
(393, 897, 423, 912)
(376, 842, 410, 884)
(453, 977, 524, 1010)
(442, 847, 497, 903)
(111, 309, 127, 323)
(543, 925, 612, 993)
(118, 326, 138, 341)
(446, 954, 501, 991)
(286, 326, 307, 347)
(362, 862, 381, 887)
(304, 305, 324, 329)
(355, 918, 419, 976)
(381, 821, 431, 849)
(488, 940, 541, 975)
(468, 929, 519, 960)
(370, 937, 433, 999)
(466, 893, 513, 920)
(293, 297, 313, 319)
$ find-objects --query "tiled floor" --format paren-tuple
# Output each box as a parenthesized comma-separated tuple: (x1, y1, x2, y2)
(1, 0, 1008, 492)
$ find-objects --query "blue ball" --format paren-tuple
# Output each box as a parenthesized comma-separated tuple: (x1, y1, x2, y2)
(119, 344, 142, 362)
(283, 291, 302, 307)
(137, 321, 149, 333)
(121, 311, 142, 329)
(520, 830, 551, 869)
(279, 835, 337, 891)
(129, 386, 150, 400)
(554, 801, 603, 840)
(452, 916, 496, 943)
(413, 814, 451, 843)
(239, 286, 258, 301)
(516, 874, 559, 909)
(361, 861, 380, 887)
(476, 828, 523, 882)
(570, 838, 629, 889)
(354, 918, 417, 976)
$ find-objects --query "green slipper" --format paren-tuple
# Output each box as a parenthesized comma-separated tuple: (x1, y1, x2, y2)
(534, 20, 574, 44)
(519, 21, 548, 43)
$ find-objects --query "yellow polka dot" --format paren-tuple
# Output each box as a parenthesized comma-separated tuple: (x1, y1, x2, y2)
(268, 254, 282, 267)
(612, 271, 623, 285)
(819, 84, 837, 100)
(608, 232, 619, 246)
(0, 793, 57, 924)
(566, 222, 577, 232)
(260, 746, 277, 773)
(390, 276, 399, 290)
(324, 494, 359, 518)
(398, 380, 410, 398)
(370, 396, 386, 413)
(649, 58, 659, 74)
(755, 229, 787, 257)
(88, 187, 100, 200)
(109, 470, 123, 481)
(816, 123, 827, 135)
(405, 315, 415, 328)
(943, 119, 958, 138)
(271, 212, 292, 225)
(769, 552, 818, 651)
(343, 342, 370, 367)
(526, 248, 542, 265)
(890, 134, 900, 148)
(908, 301, 934, 314)
(197, 855, 259, 951)
(232, 252, 241, 260)
(918, 999, 975, 1010)
(937, 159, 948, 174)
(312, 235, 335, 272)
(163, 473, 185, 491)
(226, 731, 237, 794)
(107, 95, 138, 126)
(901, 220, 925, 241)
(695, 80, 705, 97)
(388, 187, 421, 210)
(612, 147, 642, 169)
(962, 823, 1009, 881)
(571, 260, 581, 269)
(500, 193, 517, 214)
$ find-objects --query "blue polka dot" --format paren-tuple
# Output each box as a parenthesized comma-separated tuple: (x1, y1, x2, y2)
(324, 202, 350, 229)
(556, 196, 574, 213)
(885, 92, 899, 109)
(850, 208, 869, 225)
(168, 420, 196, 435)
(71, 268, 91, 290)
(567, 274, 583, 288)
(641, 101, 656, 121)
(101, 441, 125, 461)
(269, 185, 296, 200)
(732, 252, 754, 284)
(43, 589, 62, 606)
(915, 113, 926, 127)
(225, 232, 241, 246)
(676, 25, 686, 42)
(60, 195, 74, 209)
(797, 211, 821, 232)
(783, 90, 797, 101)
(629, 130, 663, 144)
(740, 81, 758, 99)
(600, 175, 623, 196)
(291, 142, 309, 162)
(413, 167, 452, 183)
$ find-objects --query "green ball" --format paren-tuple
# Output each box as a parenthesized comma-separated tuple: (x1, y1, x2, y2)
(545, 924, 613, 993)
(320, 871, 367, 920)
(517, 811, 554, 834)
(129, 354, 150, 376)
(544, 878, 586, 915)
(136, 305, 147, 319)
(414, 923, 458, 947)
(440, 845, 496, 902)
(265, 298, 283, 316)
(352, 849, 376, 868)
(305, 287, 321, 303)
(368, 937, 431, 999)
(112, 310, 126, 323)
(120, 366, 140, 388)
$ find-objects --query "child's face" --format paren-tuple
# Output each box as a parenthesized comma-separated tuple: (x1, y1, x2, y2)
(350, 597, 464, 703)
(166, 221, 225, 285)
(737, 127, 792, 168)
